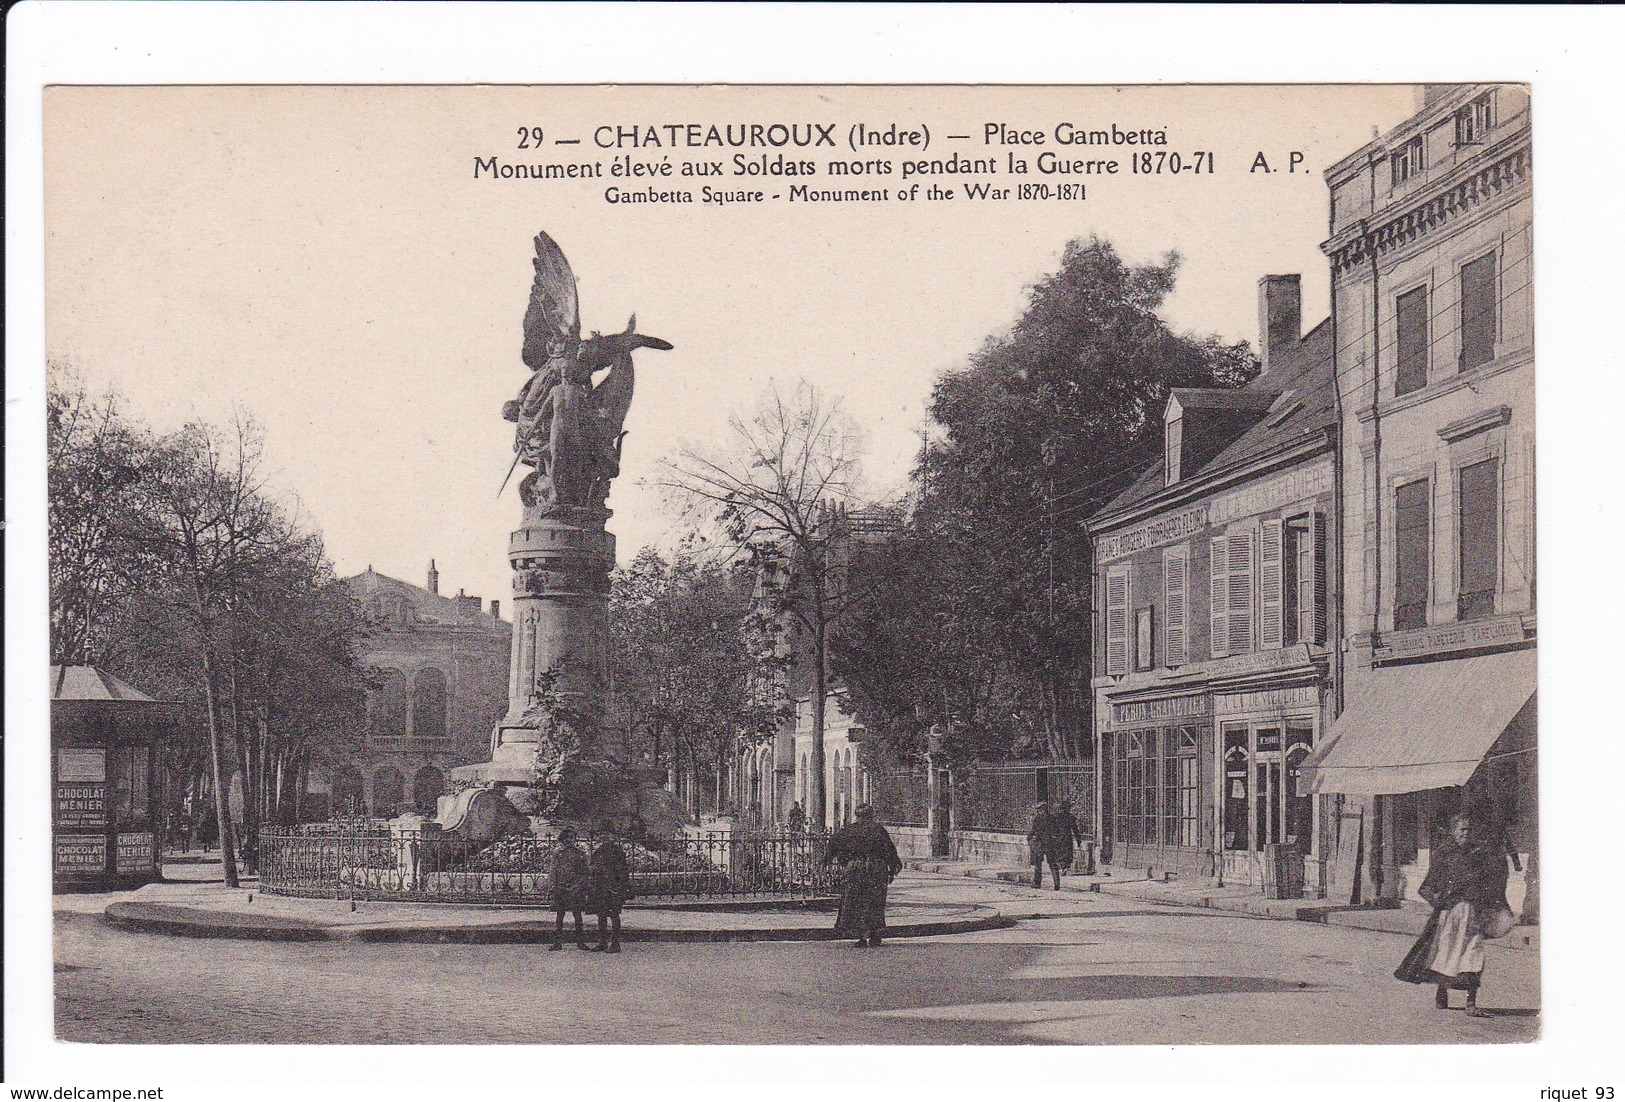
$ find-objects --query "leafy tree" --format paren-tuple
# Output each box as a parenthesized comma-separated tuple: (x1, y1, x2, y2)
(607, 544, 780, 818)
(662, 382, 864, 830)
(840, 237, 1256, 761)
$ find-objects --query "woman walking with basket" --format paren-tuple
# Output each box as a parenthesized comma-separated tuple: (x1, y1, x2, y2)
(1395, 810, 1516, 1017)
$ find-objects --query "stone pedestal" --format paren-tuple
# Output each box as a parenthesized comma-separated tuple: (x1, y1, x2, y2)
(449, 504, 615, 787)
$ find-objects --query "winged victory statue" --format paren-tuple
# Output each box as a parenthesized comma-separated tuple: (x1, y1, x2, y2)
(502, 232, 672, 510)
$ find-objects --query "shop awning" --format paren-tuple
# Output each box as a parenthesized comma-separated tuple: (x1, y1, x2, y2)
(1298, 647, 1536, 796)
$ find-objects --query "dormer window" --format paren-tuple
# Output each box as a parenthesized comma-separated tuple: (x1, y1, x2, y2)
(1455, 91, 1495, 147)
(1390, 135, 1425, 188)
(1165, 409, 1183, 486)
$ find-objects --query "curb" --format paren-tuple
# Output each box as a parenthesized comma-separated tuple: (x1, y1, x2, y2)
(102, 900, 1013, 944)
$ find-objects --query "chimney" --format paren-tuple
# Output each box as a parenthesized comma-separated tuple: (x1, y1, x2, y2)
(1257, 275, 1302, 378)
(426, 559, 439, 595)
(489, 599, 501, 619)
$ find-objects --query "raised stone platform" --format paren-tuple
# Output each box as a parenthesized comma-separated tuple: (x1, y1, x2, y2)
(101, 878, 1011, 944)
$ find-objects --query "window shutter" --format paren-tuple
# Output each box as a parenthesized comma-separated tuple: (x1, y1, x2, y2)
(1460, 252, 1498, 371)
(1260, 519, 1284, 651)
(1395, 286, 1430, 397)
(1309, 511, 1328, 645)
(1227, 531, 1255, 656)
(1105, 566, 1130, 675)
(1164, 548, 1188, 667)
(1209, 536, 1230, 659)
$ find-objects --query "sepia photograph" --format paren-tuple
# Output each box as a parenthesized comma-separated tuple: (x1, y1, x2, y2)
(8, 4, 1620, 1098)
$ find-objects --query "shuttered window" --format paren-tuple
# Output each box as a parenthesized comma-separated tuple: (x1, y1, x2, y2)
(1163, 547, 1188, 667)
(1459, 252, 1498, 371)
(1283, 513, 1328, 646)
(1211, 531, 1255, 658)
(1260, 520, 1284, 651)
(1226, 531, 1255, 656)
(1394, 480, 1431, 630)
(1458, 458, 1500, 620)
(1210, 536, 1230, 659)
(1395, 285, 1429, 397)
(1105, 565, 1131, 675)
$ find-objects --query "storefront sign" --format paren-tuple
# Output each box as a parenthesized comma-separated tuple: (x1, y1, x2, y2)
(1376, 615, 1530, 662)
(1111, 694, 1209, 726)
(1202, 644, 1313, 681)
(1095, 505, 1209, 563)
(116, 833, 156, 874)
(1209, 465, 1332, 526)
(54, 835, 106, 873)
(1214, 685, 1319, 716)
(57, 747, 106, 783)
(55, 783, 106, 830)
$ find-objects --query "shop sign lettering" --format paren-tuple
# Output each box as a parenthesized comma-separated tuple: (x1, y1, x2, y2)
(57, 747, 106, 783)
(55, 783, 106, 829)
(1214, 685, 1319, 715)
(1376, 615, 1529, 661)
(1209, 465, 1332, 525)
(1095, 506, 1208, 563)
(54, 835, 106, 872)
(116, 832, 155, 874)
(1112, 694, 1209, 725)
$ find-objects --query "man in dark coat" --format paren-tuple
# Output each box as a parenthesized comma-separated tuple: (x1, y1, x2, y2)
(549, 827, 591, 951)
(1048, 799, 1087, 875)
(588, 831, 632, 953)
(824, 804, 903, 947)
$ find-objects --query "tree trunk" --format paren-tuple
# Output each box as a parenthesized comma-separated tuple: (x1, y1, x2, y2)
(810, 615, 828, 832)
(200, 643, 240, 888)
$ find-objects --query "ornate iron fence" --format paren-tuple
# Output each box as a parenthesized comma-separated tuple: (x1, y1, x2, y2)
(258, 826, 839, 904)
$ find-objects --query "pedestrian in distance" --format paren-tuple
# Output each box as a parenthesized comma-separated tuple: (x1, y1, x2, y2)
(1048, 799, 1087, 878)
(1395, 810, 1516, 1017)
(786, 801, 806, 834)
(549, 827, 592, 951)
(1027, 802, 1065, 890)
(824, 803, 903, 948)
(588, 827, 632, 954)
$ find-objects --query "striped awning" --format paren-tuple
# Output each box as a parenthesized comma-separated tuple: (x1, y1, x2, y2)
(1298, 647, 1535, 796)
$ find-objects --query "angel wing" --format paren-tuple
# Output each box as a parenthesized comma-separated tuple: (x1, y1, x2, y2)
(521, 231, 581, 372)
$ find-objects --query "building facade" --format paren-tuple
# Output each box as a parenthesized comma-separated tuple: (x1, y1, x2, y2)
(1305, 84, 1536, 910)
(325, 563, 511, 819)
(1089, 275, 1339, 890)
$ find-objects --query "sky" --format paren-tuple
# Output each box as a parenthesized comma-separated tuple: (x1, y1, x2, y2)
(45, 84, 1421, 610)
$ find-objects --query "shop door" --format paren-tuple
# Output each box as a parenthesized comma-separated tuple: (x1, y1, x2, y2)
(1254, 727, 1282, 848)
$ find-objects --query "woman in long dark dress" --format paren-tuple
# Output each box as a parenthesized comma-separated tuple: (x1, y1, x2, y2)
(1395, 811, 1512, 1017)
(824, 804, 903, 948)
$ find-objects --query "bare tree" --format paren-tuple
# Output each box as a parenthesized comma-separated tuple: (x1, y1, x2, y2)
(664, 382, 863, 831)
(131, 416, 284, 888)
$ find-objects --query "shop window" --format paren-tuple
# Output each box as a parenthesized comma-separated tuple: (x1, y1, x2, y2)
(1177, 729, 1199, 847)
(1394, 480, 1431, 630)
(1459, 251, 1498, 371)
(1395, 285, 1430, 397)
(1162, 547, 1188, 666)
(1284, 727, 1314, 849)
(1223, 727, 1250, 851)
(1458, 457, 1500, 620)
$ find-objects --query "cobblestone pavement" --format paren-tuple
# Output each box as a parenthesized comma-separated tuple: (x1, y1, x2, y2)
(53, 870, 1539, 1046)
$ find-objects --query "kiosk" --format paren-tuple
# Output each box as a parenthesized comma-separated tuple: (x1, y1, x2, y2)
(51, 666, 182, 887)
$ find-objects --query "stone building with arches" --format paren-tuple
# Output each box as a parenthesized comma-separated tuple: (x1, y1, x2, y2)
(314, 562, 510, 819)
